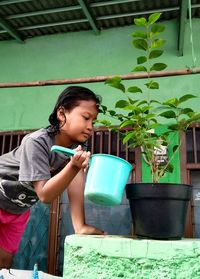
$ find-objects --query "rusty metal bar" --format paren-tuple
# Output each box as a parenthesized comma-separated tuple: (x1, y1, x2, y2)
(17, 134, 21, 146)
(178, 131, 193, 238)
(0, 68, 200, 88)
(180, 131, 187, 184)
(116, 131, 120, 157)
(186, 163, 200, 169)
(1, 135, 6, 155)
(55, 199, 63, 275)
(185, 129, 200, 239)
(180, 133, 193, 238)
(192, 127, 198, 163)
(0, 129, 34, 135)
(108, 130, 111, 154)
(47, 197, 60, 275)
(91, 131, 95, 153)
(99, 131, 103, 153)
(125, 142, 128, 161)
(9, 134, 13, 151)
(184, 170, 194, 238)
(185, 199, 193, 238)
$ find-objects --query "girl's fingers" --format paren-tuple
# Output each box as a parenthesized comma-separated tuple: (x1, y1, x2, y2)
(71, 150, 91, 169)
(73, 151, 83, 160)
(82, 157, 90, 169)
(74, 145, 82, 152)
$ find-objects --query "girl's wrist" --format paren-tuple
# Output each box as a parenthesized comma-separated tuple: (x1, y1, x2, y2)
(67, 161, 81, 173)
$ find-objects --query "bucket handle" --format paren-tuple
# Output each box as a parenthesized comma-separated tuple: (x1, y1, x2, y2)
(51, 145, 75, 157)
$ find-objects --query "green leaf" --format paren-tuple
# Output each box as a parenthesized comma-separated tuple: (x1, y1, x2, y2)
(162, 98, 179, 107)
(123, 105, 141, 111)
(123, 132, 136, 143)
(150, 100, 161, 104)
(137, 56, 147, 64)
(141, 105, 152, 113)
(145, 81, 159, 89)
(128, 111, 134, 117)
(180, 108, 194, 116)
(115, 114, 126, 122)
(129, 106, 142, 114)
(99, 105, 107, 114)
(150, 63, 167, 71)
(128, 86, 142, 93)
(173, 145, 179, 152)
(146, 113, 156, 119)
(134, 17, 147, 27)
(159, 110, 177, 118)
(150, 25, 165, 38)
(120, 120, 135, 128)
(115, 100, 130, 108)
(97, 120, 112, 126)
(111, 127, 120, 133)
(168, 124, 179, 130)
(108, 110, 116, 116)
(148, 13, 162, 25)
(179, 94, 197, 104)
(132, 66, 148, 72)
(105, 76, 125, 93)
(133, 39, 148, 51)
(187, 113, 200, 122)
(132, 30, 147, 38)
(164, 163, 174, 173)
(149, 50, 163, 59)
(151, 39, 166, 49)
(128, 98, 139, 104)
(137, 100, 148, 106)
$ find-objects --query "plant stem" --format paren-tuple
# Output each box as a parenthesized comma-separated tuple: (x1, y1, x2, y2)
(158, 140, 182, 179)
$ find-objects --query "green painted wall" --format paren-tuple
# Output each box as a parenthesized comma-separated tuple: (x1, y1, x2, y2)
(0, 19, 200, 131)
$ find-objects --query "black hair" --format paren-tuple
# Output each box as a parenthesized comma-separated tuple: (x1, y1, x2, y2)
(47, 86, 101, 135)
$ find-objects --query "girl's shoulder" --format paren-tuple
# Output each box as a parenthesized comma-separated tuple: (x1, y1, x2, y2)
(23, 128, 53, 142)
(25, 128, 49, 140)
(21, 128, 55, 150)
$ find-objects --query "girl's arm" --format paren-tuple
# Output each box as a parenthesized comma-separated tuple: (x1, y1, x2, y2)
(33, 151, 105, 235)
(33, 148, 90, 203)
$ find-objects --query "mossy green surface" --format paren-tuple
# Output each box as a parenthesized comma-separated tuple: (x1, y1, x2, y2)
(63, 236, 200, 279)
(63, 245, 200, 279)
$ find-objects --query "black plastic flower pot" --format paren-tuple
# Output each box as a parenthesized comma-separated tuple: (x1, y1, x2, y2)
(126, 183, 192, 240)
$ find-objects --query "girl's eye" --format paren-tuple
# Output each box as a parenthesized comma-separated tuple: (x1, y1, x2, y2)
(83, 116, 89, 120)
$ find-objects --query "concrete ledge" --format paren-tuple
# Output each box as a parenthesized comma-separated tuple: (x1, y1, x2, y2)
(65, 234, 200, 260)
(63, 235, 200, 279)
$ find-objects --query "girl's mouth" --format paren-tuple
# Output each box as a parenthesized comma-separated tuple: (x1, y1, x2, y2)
(82, 133, 90, 138)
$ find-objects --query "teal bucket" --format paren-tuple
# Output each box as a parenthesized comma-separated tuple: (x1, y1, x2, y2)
(84, 154, 133, 206)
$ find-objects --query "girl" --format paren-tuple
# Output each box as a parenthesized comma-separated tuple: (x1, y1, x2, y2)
(0, 86, 105, 269)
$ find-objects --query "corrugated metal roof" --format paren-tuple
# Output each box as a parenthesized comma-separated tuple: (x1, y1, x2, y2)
(0, 0, 199, 43)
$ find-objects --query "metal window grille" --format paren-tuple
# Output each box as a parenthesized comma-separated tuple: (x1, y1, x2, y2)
(186, 125, 200, 166)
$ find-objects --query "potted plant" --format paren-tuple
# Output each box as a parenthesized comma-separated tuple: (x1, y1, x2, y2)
(98, 13, 200, 239)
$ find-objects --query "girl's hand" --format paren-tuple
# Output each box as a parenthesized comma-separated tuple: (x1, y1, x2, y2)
(75, 224, 106, 235)
(70, 145, 90, 170)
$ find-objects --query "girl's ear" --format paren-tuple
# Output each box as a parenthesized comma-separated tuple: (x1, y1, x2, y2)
(57, 106, 66, 122)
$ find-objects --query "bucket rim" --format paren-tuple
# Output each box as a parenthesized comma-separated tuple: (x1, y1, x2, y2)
(90, 153, 133, 170)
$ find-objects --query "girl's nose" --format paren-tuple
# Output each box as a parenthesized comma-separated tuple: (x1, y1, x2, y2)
(87, 121, 93, 131)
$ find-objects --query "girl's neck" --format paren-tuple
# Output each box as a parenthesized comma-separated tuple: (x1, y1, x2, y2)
(55, 133, 73, 148)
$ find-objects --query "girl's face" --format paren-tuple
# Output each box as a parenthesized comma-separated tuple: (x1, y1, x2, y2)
(57, 100, 98, 145)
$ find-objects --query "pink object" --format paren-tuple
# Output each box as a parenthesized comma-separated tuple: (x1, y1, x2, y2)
(0, 208, 30, 254)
